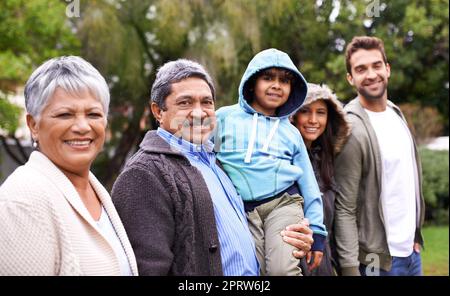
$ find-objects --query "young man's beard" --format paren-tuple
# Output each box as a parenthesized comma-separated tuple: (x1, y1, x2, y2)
(358, 80, 388, 101)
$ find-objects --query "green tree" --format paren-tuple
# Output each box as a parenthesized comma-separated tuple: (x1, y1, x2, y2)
(70, 0, 448, 188)
(72, 0, 295, 187)
(245, 0, 449, 126)
(0, 0, 80, 163)
(1, 0, 447, 188)
(365, 0, 449, 129)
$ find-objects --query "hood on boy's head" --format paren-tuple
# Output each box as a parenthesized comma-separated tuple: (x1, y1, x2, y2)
(238, 48, 308, 118)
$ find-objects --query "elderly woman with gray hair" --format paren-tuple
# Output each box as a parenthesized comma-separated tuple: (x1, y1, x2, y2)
(0, 56, 138, 275)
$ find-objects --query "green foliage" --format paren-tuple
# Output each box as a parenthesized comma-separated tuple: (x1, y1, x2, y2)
(0, 0, 80, 140)
(0, 0, 80, 93)
(0, 98, 21, 133)
(0, 0, 79, 171)
(72, 0, 448, 187)
(1, 0, 447, 187)
(420, 148, 449, 225)
(253, 0, 449, 131)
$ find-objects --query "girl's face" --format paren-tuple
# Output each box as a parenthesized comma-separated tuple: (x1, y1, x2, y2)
(294, 99, 328, 148)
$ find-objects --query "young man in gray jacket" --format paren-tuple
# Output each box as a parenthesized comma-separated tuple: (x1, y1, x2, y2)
(334, 36, 425, 276)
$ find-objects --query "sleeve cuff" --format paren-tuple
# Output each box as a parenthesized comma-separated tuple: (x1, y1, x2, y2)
(311, 233, 326, 252)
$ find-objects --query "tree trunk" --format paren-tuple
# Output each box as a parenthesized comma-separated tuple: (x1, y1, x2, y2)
(102, 114, 143, 190)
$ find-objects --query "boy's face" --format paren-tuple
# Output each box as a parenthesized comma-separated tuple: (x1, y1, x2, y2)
(251, 68, 292, 116)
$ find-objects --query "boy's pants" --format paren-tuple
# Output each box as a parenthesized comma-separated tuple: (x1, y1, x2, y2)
(246, 192, 304, 276)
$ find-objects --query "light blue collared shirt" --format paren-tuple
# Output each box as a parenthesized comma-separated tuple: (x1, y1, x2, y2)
(157, 128, 259, 276)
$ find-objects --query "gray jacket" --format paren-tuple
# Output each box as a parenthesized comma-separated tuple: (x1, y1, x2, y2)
(334, 98, 425, 276)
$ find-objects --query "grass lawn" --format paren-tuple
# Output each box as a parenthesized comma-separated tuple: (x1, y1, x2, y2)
(422, 225, 449, 276)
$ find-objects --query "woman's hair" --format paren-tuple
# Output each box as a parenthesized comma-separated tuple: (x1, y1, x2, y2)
(24, 56, 110, 120)
(310, 100, 338, 190)
(293, 83, 349, 190)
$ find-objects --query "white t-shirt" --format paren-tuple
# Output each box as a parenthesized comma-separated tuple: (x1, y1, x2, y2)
(97, 207, 133, 276)
(365, 107, 416, 257)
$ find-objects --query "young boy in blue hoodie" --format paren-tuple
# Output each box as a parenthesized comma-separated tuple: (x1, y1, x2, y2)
(214, 48, 327, 275)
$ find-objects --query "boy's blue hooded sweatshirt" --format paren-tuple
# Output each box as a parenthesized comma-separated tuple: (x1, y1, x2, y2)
(215, 49, 327, 247)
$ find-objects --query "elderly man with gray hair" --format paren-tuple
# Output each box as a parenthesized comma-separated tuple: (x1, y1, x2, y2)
(111, 59, 315, 276)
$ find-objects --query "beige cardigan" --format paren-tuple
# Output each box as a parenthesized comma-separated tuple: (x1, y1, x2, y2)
(0, 151, 138, 276)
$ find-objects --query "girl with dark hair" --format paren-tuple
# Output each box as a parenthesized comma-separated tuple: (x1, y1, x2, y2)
(292, 83, 350, 276)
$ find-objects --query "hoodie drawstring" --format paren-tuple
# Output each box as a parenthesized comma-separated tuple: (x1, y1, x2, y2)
(244, 114, 280, 163)
(262, 118, 280, 152)
(244, 113, 259, 163)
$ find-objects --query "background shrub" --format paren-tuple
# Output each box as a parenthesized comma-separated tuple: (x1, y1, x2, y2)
(420, 148, 449, 225)
(400, 103, 444, 145)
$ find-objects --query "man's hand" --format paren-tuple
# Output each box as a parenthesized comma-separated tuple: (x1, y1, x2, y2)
(280, 218, 314, 259)
(414, 242, 421, 253)
(306, 251, 323, 271)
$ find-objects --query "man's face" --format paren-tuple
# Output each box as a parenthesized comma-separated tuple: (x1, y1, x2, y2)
(347, 49, 391, 102)
(152, 77, 216, 144)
